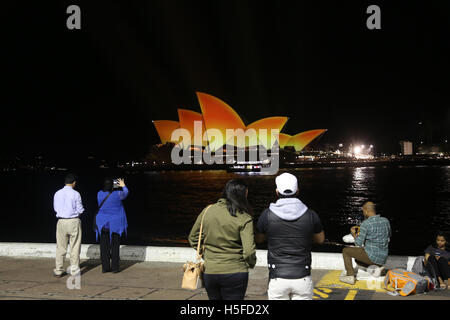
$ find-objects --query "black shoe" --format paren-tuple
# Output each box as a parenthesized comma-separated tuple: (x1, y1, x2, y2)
(102, 269, 111, 273)
(53, 272, 66, 278)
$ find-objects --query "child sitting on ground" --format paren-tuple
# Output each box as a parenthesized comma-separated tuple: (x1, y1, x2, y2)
(424, 231, 450, 290)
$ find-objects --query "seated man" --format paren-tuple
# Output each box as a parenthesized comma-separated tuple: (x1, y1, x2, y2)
(340, 201, 392, 285)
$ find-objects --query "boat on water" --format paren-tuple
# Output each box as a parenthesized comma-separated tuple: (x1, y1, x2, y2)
(227, 159, 271, 173)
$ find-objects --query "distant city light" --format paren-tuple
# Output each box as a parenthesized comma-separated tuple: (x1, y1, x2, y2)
(349, 143, 375, 160)
(339, 143, 343, 147)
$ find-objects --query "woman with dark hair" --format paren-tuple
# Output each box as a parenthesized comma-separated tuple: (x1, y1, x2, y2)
(424, 231, 450, 289)
(188, 179, 256, 300)
(95, 178, 129, 273)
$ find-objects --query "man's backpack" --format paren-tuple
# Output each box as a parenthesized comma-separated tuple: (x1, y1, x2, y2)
(412, 256, 425, 275)
(384, 268, 431, 296)
(411, 256, 439, 289)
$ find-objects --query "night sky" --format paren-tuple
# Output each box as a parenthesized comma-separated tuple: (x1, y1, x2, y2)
(3, 1, 450, 162)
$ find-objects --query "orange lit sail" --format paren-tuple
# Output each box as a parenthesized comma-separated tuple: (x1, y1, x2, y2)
(288, 129, 327, 151)
(152, 93, 327, 153)
(247, 117, 288, 149)
(177, 109, 207, 146)
(152, 120, 181, 144)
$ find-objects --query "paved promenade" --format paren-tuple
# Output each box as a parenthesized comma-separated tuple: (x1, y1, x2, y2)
(0, 257, 449, 300)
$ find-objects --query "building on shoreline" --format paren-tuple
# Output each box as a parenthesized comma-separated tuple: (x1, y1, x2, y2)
(399, 141, 413, 156)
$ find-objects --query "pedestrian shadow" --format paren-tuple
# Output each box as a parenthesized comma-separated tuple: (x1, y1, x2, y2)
(117, 260, 141, 272)
(79, 259, 102, 275)
(83, 244, 146, 274)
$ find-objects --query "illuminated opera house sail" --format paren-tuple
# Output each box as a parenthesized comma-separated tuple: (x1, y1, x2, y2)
(152, 92, 327, 152)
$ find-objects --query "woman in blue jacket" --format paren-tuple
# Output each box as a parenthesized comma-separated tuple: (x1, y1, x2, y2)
(95, 177, 129, 273)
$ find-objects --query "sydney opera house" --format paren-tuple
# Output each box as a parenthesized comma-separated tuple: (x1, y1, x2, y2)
(153, 92, 326, 151)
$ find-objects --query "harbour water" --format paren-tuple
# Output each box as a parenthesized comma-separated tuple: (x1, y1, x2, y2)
(1, 166, 449, 256)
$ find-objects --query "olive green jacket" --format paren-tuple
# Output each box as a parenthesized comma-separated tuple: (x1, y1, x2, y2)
(188, 198, 257, 274)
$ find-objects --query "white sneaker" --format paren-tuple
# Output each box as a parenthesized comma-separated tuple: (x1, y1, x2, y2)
(339, 274, 356, 285)
(368, 266, 385, 278)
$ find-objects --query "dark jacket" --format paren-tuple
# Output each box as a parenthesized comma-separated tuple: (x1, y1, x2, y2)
(257, 198, 323, 279)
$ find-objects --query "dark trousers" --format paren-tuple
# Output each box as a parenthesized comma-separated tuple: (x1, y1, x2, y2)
(427, 255, 450, 281)
(203, 272, 249, 300)
(100, 229, 120, 272)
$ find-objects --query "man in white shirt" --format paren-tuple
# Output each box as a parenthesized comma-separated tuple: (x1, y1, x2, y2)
(53, 173, 84, 277)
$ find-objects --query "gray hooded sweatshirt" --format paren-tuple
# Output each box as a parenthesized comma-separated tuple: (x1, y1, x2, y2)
(269, 198, 308, 221)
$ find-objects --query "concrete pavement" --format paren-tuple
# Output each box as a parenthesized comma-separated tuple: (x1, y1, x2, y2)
(0, 257, 449, 300)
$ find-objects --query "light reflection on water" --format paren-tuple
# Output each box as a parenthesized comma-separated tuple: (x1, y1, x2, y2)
(433, 167, 450, 228)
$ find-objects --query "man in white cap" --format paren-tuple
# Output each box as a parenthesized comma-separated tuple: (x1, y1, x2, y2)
(256, 172, 325, 300)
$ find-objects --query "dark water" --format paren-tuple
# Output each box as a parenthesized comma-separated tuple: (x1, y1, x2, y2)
(1, 166, 449, 256)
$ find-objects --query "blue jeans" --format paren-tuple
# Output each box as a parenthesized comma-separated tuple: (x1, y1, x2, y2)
(203, 272, 249, 300)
